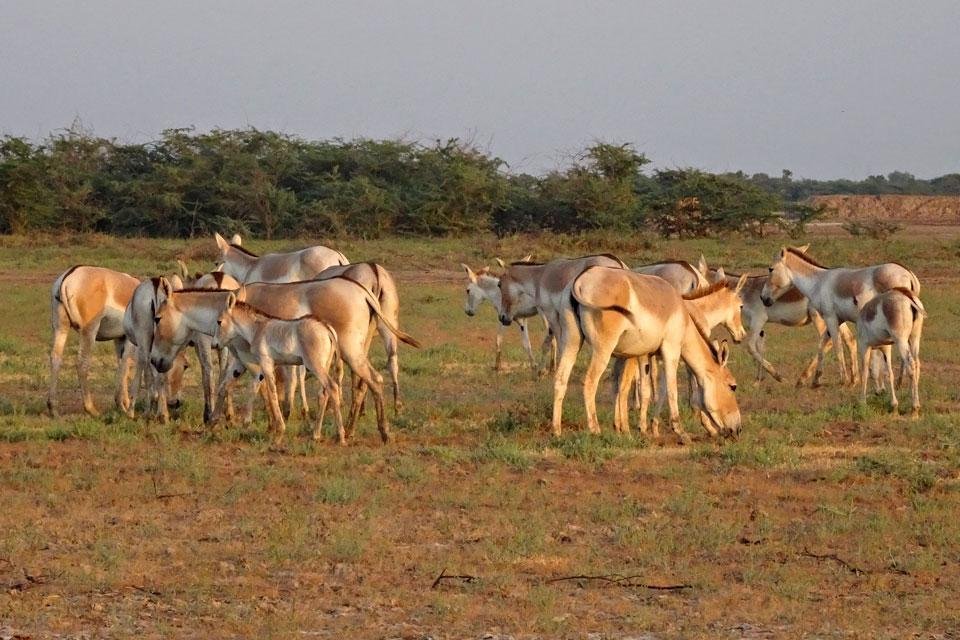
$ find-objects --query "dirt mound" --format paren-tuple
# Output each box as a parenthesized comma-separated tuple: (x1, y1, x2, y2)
(810, 195, 960, 224)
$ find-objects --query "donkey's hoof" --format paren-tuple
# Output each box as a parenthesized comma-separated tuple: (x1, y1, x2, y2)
(677, 433, 693, 446)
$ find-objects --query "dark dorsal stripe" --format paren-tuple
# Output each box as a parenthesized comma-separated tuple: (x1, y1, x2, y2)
(711, 268, 766, 280)
(233, 300, 288, 321)
(786, 247, 829, 269)
(682, 281, 728, 300)
(175, 287, 234, 294)
(229, 243, 259, 257)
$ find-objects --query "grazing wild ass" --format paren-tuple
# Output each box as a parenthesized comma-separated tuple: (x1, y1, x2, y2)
(854, 288, 926, 416)
(121, 276, 192, 422)
(571, 266, 741, 442)
(497, 254, 628, 435)
(628, 279, 748, 437)
(214, 233, 348, 283)
(150, 277, 419, 443)
(762, 246, 920, 385)
(710, 266, 857, 386)
(215, 297, 344, 445)
(461, 263, 550, 371)
(48, 265, 140, 417)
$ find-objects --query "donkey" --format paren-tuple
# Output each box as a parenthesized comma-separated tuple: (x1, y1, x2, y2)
(215, 297, 344, 445)
(854, 288, 926, 416)
(214, 233, 348, 283)
(497, 254, 628, 435)
(571, 266, 741, 443)
(150, 278, 419, 443)
(121, 276, 192, 422)
(762, 246, 921, 386)
(48, 265, 141, 417)
(709, 266, 857, 386)
(461, 263, 551, 371)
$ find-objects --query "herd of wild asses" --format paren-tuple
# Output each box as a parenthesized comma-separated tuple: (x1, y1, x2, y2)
(46, 234, 926, 446)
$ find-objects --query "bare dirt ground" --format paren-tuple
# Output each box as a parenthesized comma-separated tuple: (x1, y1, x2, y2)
(1, 230, 959, 638)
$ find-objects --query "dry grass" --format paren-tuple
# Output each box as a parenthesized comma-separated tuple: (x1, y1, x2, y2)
(1, 229, 959, 638)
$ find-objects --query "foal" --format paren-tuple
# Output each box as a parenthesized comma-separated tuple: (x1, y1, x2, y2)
(216, 297, 344, 444)
(854, 288, 926, 416)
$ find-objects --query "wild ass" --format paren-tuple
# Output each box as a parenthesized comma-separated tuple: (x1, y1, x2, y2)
(709, 266, 857, 386)
(571, 266, 741, 442)
(461, 263, 551, 371)
(48, 265, 140, 417)
(497, 254, 628, 435)
(854, 288, 926, 416)
(214, 233, 348, 283)
(120, 276, 192, 422)
(215, 297, 344, 444)
(762, 246, 920, 385)
(150, 277, 420, 443)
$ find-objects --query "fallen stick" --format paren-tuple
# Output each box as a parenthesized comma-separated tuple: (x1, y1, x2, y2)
(545, 574, 692, 590)
(431, 568, 479, 589)
(799, 548, 868, 576)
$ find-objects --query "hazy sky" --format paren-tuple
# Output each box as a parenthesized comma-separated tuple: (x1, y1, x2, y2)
(2, 1, 959, 178)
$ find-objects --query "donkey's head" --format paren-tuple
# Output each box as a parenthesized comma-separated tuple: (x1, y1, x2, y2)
(496, 257, 536, 326)
(697, 340, 742, 438)
(461, 264, 496, 317)
(150, 294, 192, 374)
(761, 245, 808, 306)
(214, 293, 241, 346)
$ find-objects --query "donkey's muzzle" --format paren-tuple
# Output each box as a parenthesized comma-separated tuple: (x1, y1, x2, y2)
(151, 357, 172, 374)
(761, 295, 774, 307)
(499, 314, 511, 327)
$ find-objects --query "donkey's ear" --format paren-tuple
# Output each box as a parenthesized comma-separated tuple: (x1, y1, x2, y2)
(716, 340, 730, 366)
(735, 273, 748, 294)
(697, 254, 709, 275)
(168, 275, 184, 291)
(796, 244, 810, 254)
(158, 276, 175, 299)
(226, 292, 237, 311)
(521, 254, 533, 263)
(715, 267, 726, 281)
(176, 258, 189, 279)
(461, 263, 477, 283)
(494, 258, 506, 268)
(779, 246, 788, 258)
(214, 232, 229, 253)
(230, 233, 242, 246)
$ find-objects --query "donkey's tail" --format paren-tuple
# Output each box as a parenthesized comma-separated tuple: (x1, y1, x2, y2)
(909, 269, 922, 295)
(53, 265, 84, 330)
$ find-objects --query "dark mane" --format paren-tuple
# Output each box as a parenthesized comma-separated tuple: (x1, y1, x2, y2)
(174, 287, 234, 294)
(683, 281, 729, 300)
(233, 300, 289, 320)
(689, 315, 721, 362)
(710, 268, 766, 280)
(229, 243, 259, 257)
(786, 247, 829, 269)
(510, 260, 544, 266)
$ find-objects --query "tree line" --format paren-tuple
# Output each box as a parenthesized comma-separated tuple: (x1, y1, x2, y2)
(1, 124, 957, 238)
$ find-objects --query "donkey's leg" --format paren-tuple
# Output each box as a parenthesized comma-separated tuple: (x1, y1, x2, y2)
(194, 336, 216, 425)
(344, 353, 389, 443)
(550, 311, 581, 438)
(858, 342, 871, 406)
(275, 366, 294, 420)
(882, 344, 898, 413)
(822, 315, 849, 386)
(538, 324, 556, 377)
(659, 345, 690, 445)
(638, 358, 653, 437)
(519, 319, 536, 370)
(582, 342, 614, 435)
(494, 322, 505, 371)
(747, 327, 784, 384)
(377, 320, 402, 414)
(260, 362, 287, 446)
(839, 323, 859, 387)
(844, 322, 860, 386)
(908, 317, 923, 417)
(114, 339, 137, 417)
(614, 358, 637, 435)
(47, 304, 72, 417)
(77, 323, 100, 417)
